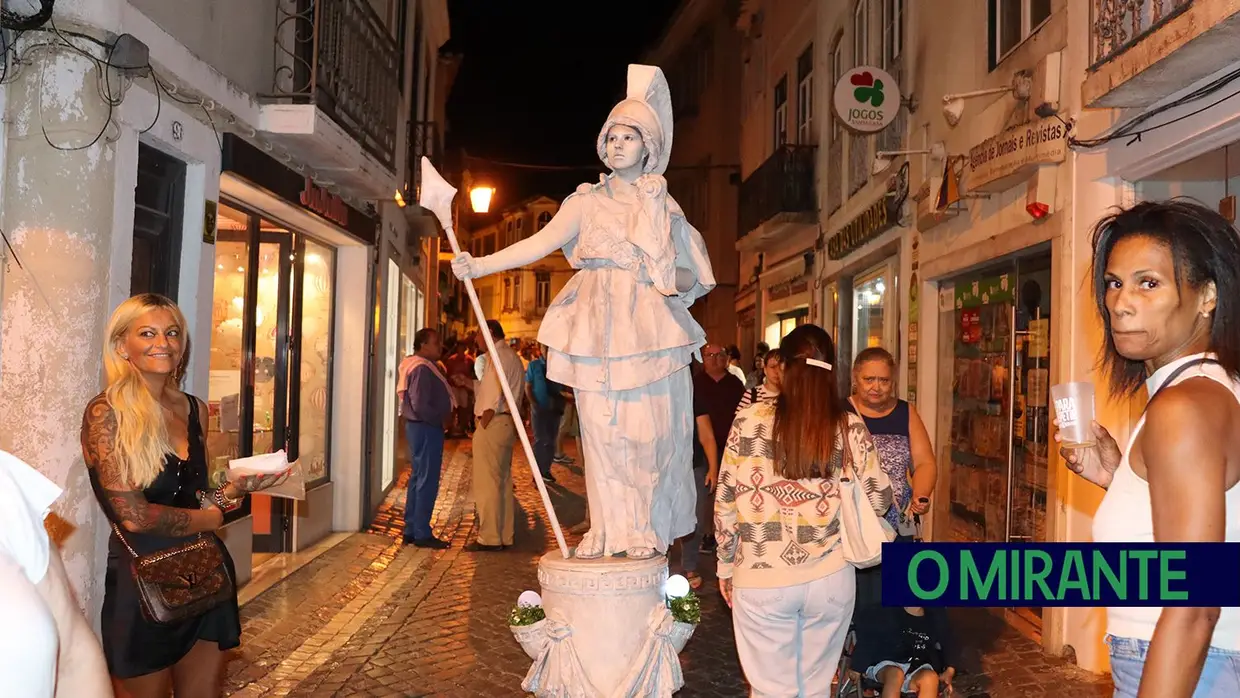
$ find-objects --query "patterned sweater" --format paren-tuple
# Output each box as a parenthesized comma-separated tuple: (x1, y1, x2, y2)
(714, 402, 893, 588)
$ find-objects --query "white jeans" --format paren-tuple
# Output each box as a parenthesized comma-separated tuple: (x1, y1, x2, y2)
(732, 566, 857, 697)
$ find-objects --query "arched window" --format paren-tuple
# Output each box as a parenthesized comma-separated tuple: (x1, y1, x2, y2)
(536, 211, 552, 230)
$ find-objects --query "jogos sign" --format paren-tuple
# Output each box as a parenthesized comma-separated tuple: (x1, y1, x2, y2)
(833, 66, 900, 134)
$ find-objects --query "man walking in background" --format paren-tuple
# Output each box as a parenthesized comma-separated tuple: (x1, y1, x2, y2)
(469, 320, 526, 552)
(694, 342, 745, 552)
(400, 328, 455, 549)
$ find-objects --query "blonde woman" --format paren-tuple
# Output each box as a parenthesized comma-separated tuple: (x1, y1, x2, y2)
(715, 323, 892, 696)
(81, 294, 284, 698)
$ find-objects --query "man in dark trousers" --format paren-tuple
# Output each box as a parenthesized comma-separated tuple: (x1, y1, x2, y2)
(401, 328, 455, 549)
(693, 342, 745, 552)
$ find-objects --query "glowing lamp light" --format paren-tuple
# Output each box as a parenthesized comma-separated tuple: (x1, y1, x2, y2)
(517, 590, 543, 608)
(663, 574, 690, 599)
(394, 190, 407, 208)
(1026, 201, 1051, 220)
(470, 185, 495, 214)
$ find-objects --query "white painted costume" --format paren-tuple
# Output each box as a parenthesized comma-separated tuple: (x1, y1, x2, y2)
(452, 65, 716, 557)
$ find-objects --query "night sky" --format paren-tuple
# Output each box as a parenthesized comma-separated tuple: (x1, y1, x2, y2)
(442, 1, 681, 211)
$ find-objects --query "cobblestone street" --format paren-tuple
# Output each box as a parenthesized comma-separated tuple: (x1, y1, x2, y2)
(222, 439, 1115, 697)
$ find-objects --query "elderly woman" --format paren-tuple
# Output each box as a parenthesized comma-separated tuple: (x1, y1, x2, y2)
(451, 65, 716, 560)
(1061, 200, 1240, 697)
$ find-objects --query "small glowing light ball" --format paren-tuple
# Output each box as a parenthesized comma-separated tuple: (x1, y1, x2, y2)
(664, 575, 690, 599)
(517, 590, 543, 608)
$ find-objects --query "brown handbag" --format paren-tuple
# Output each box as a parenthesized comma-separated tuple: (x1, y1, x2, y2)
(112, 522, 235, 625)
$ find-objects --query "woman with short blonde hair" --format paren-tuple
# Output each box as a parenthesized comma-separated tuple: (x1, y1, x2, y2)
(82, 293, 284, 698)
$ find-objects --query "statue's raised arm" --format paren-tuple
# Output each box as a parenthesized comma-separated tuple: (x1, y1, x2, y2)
(450, 196, 583, 280)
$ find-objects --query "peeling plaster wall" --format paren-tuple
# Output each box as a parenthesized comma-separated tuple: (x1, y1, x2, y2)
(1, 48, 118, 629)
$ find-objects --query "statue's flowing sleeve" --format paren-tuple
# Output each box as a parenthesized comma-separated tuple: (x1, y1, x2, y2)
(667, 200, 715, 307)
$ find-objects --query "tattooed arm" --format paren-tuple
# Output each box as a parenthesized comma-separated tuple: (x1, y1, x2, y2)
(81, 395, 222, 535)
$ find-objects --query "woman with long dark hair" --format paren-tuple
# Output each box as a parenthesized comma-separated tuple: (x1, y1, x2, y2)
(1061, 200, 1240, 697)
(715, 323, 892, 696)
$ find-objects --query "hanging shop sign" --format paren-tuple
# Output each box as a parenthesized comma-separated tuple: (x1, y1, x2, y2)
(827, 162, 909, 260)
(967, 117, 1068, 193)
(833, 65, 901, 134)
(916, 157, 965, 233)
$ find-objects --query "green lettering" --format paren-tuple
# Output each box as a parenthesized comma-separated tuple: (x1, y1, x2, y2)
(961, 550, 1004, 601)
(1023, 550, 1055, 601)
(1159, 550, 1188, 601)
(1092, 550, 1127, 600)
(1058, 550, 1091, 601)
(1129, 550, 1158, 600)
(909, 550, 949, 599)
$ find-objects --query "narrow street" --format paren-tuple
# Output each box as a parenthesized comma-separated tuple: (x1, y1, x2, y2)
(223, 440, 1114, 697)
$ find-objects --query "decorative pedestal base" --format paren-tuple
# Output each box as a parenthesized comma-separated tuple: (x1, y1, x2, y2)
(513, 551, 695, 697)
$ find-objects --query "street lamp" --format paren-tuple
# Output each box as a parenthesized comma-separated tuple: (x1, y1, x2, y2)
(469, 185, 495, 213)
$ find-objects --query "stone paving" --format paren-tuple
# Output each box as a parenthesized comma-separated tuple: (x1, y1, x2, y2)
(223, 437, 1115, 697)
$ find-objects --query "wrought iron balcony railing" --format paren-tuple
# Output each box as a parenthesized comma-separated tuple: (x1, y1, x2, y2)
(271, 0, 401, 169)
(738, 145, 817, 238)
(1090, 0, 1193, 69)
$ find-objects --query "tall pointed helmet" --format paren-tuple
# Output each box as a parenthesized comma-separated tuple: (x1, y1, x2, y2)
(596, 64, 674, 176)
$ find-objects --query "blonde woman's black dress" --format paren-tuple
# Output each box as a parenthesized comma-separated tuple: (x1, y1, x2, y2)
(87, 395, 241, 678)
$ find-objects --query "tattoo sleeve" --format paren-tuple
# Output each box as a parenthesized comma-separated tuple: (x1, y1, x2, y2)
(81, 395, 200, 536)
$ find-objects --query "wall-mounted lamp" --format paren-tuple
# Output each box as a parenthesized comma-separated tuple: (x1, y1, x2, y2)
(469, 185, 496, 214)
(873, 142, 947, 176)
(941, 73, 1032, 127)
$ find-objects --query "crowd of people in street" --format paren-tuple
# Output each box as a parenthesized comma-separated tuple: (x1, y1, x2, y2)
(3, 199, 1240, 697)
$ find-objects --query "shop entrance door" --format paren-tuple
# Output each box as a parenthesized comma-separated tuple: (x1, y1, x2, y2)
(247, 233, 297, 555)
(936, 247, 1052, 632)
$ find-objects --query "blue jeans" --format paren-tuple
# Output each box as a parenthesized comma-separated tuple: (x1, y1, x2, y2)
(531, 406, 560, 477)
(1109, 635, 1240, 697)
(403, 420, 445, 541)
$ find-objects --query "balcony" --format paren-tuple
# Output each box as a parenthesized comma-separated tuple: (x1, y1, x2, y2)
(737, 145, 817, 246)
(259, 0, 402, 198)
(1084, 0, 1240, 108)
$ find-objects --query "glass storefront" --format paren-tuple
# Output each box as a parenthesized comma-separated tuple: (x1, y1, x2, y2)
(208, 201, 337, 555)
(381, 260, 401, 492)
(851, 260, 897, 360)
(935, 247, 1051, 628)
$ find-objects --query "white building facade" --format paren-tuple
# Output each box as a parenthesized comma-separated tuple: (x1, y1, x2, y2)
(0, 0, 449, 628)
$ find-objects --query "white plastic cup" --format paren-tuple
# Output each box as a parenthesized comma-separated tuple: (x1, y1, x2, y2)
(1051, 382, 1096, 448)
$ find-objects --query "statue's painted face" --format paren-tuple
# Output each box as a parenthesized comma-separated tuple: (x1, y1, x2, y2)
(606, 124, 647, 173)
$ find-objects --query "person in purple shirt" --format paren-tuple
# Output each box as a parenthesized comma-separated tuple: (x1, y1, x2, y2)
(401, 328, 456, 548)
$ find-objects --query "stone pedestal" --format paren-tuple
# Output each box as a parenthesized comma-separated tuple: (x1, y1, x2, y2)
(517, 550, 694, 697)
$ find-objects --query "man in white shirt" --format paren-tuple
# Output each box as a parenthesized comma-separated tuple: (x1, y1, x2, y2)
(468, 320, 526, 551)
(0, 451, 110, 698)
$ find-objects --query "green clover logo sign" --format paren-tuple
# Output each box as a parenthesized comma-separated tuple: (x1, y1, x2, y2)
(851, 71, 885, 107)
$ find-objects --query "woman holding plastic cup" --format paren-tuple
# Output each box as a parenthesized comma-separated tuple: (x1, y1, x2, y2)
(1058, 200, 1240, 697)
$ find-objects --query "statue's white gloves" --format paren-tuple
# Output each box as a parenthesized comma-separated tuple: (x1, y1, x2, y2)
(451, 252, 486, 280)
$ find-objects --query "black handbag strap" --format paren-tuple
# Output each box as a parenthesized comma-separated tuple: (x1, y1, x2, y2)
(1146, 357, 1221, 414)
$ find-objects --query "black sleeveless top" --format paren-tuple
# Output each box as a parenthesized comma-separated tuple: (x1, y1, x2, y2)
(89, 394, 241, 678)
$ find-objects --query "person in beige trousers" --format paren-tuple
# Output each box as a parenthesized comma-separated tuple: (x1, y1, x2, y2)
(468, 320, 526, 552)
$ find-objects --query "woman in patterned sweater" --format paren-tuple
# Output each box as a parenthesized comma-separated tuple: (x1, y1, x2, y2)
(715, 324, 893, 697)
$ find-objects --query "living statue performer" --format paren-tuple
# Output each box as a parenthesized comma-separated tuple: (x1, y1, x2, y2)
(451, 65, 715, 560)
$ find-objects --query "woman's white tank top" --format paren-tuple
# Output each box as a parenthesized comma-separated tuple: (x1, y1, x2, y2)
(1092, 353, 1240, 650)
